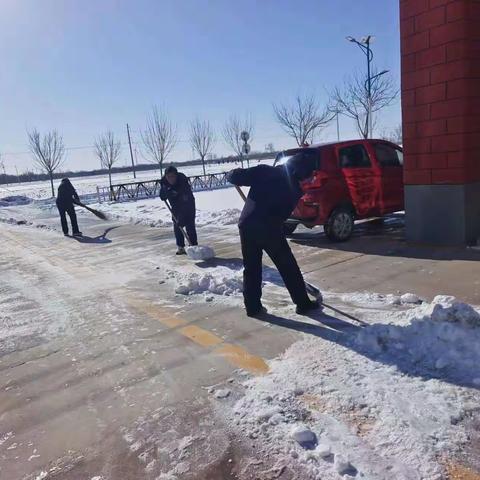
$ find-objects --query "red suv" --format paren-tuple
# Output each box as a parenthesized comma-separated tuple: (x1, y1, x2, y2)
(275, 139, 404, 241)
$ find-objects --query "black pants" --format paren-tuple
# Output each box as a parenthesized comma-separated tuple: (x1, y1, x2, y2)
(174, 217, 198, 248)
(239, 225, 310, 313)
(57, 203, 80, 235)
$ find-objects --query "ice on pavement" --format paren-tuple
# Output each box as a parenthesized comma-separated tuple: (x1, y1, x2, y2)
(186, 245, 215, 261)
(228, 295, 480, 480)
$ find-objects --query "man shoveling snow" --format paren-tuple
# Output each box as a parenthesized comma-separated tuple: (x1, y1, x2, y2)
(227, 154, 320, 317)
(160, 166, 214, 260)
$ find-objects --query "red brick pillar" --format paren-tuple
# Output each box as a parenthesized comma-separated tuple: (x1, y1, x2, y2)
(400, 0, 480, 245)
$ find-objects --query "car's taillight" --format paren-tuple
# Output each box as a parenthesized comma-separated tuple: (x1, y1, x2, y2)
(303, 193, 319, 206)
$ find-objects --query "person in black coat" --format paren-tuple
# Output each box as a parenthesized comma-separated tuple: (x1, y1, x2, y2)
(160, 166, 198, 255)
(227, 156, 319, 317)
(56, 178, 82, 236)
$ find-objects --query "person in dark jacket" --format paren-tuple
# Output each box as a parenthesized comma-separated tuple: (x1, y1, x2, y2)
(160, 166, 198, 255)
(56, 178, 82, 236)
(227, 156, 319, 317)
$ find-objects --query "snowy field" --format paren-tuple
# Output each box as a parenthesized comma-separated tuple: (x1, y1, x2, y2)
(0, 159, 270, 201)
(0, 161, 266, 230)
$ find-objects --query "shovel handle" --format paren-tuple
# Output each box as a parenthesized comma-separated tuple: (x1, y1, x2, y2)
(164, 200, 192, 246)
(235, 185, 247, 202)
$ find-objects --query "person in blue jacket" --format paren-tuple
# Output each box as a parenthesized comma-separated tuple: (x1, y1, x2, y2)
(227, 156, 319, 317)
(56, 178, 82, 236)
(160, 166, 198, 255)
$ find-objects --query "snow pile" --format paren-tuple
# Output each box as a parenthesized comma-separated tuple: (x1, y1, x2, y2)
(200, 207, 241, 226)
(354, 295, 480, 385)
(228, 295, 480, 479)
(83, 187, 244, 229)
(0, 195, 32, 207)
(171, 268, 243, 296)
(185, 245, 215, 261)
(338, 291, 423, 307)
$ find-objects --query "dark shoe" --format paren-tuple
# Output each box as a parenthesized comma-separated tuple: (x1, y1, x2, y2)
(176, 247, 186, 255)
(296, 299, 320, 315)
(72, 231, 82, 237)
(246, 305, 267, 318)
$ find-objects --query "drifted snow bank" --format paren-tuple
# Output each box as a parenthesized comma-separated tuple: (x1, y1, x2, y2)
(354, 295, 480, 384)
(0, 195, 32, 207)
(87, 188, 244, 229)
(228, 296, 480, 480)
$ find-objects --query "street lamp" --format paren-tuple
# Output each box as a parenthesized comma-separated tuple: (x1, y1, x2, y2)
(346, 35, 379, 138)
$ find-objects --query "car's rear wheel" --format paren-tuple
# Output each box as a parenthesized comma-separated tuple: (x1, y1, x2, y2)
(284, 222, 299, 235)
(325, 208, 354, 242)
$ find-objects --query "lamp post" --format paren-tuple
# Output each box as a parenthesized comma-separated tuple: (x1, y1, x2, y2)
(346, 35, 379, 138)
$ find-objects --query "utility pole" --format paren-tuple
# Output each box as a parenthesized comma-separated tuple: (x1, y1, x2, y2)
(126, 123, 137, 179)
(346, 35, 389, 139)
(366, 38, 372, 139)
(336, 107, 341, 141)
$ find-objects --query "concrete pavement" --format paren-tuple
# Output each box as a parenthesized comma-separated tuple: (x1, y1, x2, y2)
(1, 207, 480, 479)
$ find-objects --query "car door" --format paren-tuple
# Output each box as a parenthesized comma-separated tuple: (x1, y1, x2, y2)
(370, 142, 404, 214)
(337, 143, 380, 217)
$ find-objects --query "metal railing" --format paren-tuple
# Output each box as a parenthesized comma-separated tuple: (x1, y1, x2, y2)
(96, 171, 231, 203)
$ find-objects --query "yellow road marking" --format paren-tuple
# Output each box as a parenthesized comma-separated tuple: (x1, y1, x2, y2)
(125, 299, 187, 328)
(446, 463, 480, 480)
(179, 325, 224, 347)
(4, 230, 270, 376)
(214, 343, 269, 375)
(127, 299, 269, 375)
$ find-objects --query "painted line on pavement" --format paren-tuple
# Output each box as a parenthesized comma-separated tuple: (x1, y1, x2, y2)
(126, 299, 269, 375)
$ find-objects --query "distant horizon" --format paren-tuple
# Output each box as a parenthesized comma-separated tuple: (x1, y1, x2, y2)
(1, 0, 402, 174)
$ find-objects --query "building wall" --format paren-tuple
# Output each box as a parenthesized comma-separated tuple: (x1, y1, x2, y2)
(400, 0, 480, 244)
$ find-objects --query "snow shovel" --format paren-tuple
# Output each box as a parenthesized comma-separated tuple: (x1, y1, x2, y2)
(74, 200, 108, 220)
(163, 200, 215, 261)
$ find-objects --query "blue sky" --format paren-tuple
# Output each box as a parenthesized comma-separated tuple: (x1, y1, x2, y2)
(0, 0, 401, 174)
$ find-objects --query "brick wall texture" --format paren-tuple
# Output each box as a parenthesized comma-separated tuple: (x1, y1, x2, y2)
(400, 0, 480, 185)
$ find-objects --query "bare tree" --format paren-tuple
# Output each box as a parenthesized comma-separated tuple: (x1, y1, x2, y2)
(190, 118, 215, 176)
(331, 70, 398, 139)
(222, 114, 254, 167)
(94, 131, 121, 190)
(273, 94, 333, 147)
(141, 106, 177, 176)
(27, 129, 65, 197)
(265, 143, 275, 153)
(380, 124, 403, 145)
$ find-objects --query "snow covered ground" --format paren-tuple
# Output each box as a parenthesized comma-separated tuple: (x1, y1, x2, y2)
(87, 186, 245, 229)
(217, 295, 480, 480)
(2, 162, 479, 479)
